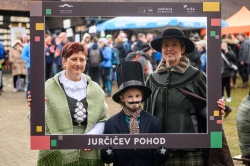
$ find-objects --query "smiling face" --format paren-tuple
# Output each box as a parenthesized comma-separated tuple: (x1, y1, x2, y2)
(62, 52, 87, 81)
(161, 38, 185, 67)
(61, 42, 88, 81)
(120, 88, 143, 112)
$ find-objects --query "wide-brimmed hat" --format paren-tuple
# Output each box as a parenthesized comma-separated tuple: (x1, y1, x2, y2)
(112, 61, 152, 103)
(150, 28, 195, 54)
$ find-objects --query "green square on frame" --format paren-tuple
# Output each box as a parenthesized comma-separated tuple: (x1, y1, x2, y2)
(51, 139, 57, 147)
(210, 131, 222, 148)
(46, 9, 51, 15)
(210, 31, 216, 37)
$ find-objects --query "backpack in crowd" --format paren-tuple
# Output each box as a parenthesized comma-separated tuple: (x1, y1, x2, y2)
(0, 44, 4, 59)
(112, 48, 120, 65)
(16, 78, 25, 91)
(89, 48, 101, 67)
(126, 52, 149, 76)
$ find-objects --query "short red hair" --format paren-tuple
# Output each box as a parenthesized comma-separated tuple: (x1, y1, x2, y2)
(62, 42, 88, 59)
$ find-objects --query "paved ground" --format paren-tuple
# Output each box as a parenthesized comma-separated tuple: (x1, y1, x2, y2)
(0, 72, 37, 165)
(0, 72, 119, 166)
(0, 72, 244, 166)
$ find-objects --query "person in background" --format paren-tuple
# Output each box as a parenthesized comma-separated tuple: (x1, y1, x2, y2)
(88, 37, 103, 85)
(28, 42, 108, 165)
(187, 37, 201, 69)
(237, 33, 250, 88)
(81, 33, 92, 74)
(99, 38, 113, 97)
(113, 36, 126, 62)
(196, 40, 207, 73)
(8, 40, 27, 92)
(106, 34, 114, 48)
(21, 43, 30, 99)
(21, 33, 29, 47)
(45, 34, 55, 80)
(144, 28, 231, 165)
(54, 32, 68, 75)
(81, 33, 92, 48)
(0, 43, 8, 95)
(221, 42, 237, 103)
(236, 90, 250, 158)
(222, 33, 239, 87)
(152, 30, 162, 65)
(142, 43, 157, 72)
(132, 33, 148, 52)
(101, 61, 168, 166)
(125, 44, 150, 79)
(119, 32, 131, 56)
(146, 32, 154, 43)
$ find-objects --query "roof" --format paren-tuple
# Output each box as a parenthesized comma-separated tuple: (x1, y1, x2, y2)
(226, 6, 250, 27)
(222, 6, 250, 35)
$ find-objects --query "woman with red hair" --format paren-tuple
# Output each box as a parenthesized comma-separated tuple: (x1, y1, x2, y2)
(36, 42, 108, 165)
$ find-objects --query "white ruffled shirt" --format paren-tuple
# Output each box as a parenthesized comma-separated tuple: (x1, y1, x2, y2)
(59, 70, 87, 101)
(58, 70, 104, 134)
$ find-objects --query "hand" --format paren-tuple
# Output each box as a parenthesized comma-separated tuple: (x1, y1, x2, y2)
(28, 91, 32, 107)
(50, 45, 55, 53)
(28, 91, 48, 107)
(217, 99, 225, 115)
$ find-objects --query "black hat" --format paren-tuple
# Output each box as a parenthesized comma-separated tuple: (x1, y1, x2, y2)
(112, 61, 152, 103)
(150, 28, 195, 54)
(141, 42, 151, 52)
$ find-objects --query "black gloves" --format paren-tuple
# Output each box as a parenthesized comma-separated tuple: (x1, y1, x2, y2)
(101, 147, 114, 164)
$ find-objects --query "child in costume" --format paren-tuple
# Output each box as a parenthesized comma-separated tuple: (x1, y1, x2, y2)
(101, 61, 168, 166)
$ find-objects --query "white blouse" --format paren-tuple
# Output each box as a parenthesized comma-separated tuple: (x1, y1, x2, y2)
(59, 70, 87, 101)
(58, 70, 104, 134)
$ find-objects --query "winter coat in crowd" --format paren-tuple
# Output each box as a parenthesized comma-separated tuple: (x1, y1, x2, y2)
(9, 44, 27, 76)
(236, 93, 250, 157)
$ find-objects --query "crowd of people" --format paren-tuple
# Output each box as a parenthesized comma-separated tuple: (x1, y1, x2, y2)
(42, 31, 162, 97)
(0, 27, 250, 165)
(1, 27, 249, 100)
(0, 34, 30, 97)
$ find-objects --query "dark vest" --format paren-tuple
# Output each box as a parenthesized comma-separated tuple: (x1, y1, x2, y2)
(60, 82, 88, 126)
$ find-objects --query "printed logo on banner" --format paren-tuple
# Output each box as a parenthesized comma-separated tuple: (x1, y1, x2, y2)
(183, 4, 195, 14)
(157, 7, 173, 14)
(59, 4, 73, 14)
(59, 4, 73, 8)
(138, 7, 154, 14)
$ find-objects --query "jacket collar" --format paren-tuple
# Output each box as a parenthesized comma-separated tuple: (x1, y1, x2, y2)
(155, 56, 190, 74)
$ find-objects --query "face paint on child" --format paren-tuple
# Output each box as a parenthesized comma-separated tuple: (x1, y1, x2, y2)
(126, 101, 141, 104)
(120, 88, 143, 111)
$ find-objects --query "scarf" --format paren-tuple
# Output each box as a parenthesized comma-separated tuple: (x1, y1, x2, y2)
(155, 56, 190, 74)
(123, 107, 142, 134)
